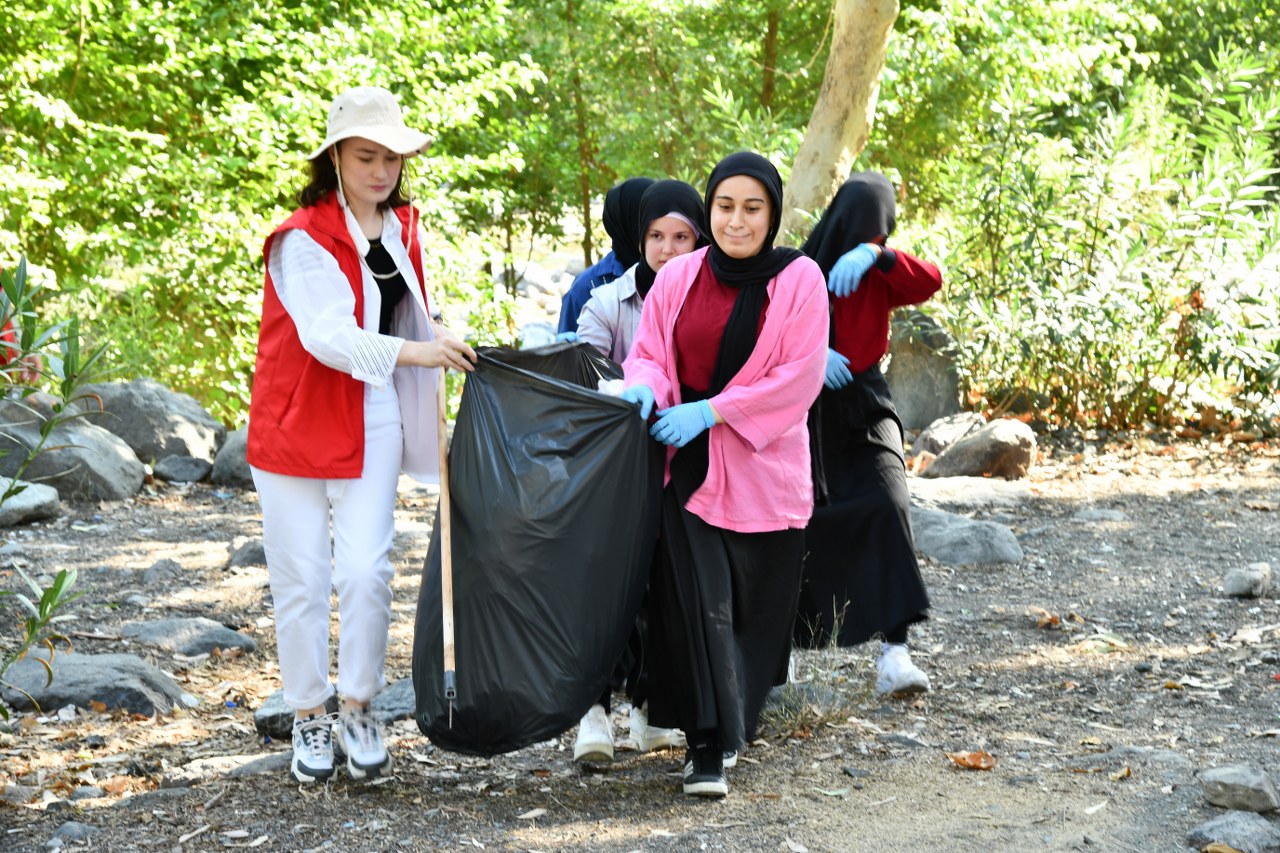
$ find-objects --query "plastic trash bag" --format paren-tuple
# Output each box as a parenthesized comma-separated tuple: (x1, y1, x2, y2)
(413, 343, 663, 756)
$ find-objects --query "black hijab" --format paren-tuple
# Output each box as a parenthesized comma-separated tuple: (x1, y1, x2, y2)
(603, 177, 654, 270)
(801, 172, 896, 279)
(633, 179, 707, 298)
(702, 152, 804, 395)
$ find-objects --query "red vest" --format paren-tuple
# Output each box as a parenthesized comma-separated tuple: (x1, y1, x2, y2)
(246, 192, 427, 478)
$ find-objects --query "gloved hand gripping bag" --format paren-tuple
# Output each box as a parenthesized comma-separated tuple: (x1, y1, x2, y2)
(413, 345, 663, 756)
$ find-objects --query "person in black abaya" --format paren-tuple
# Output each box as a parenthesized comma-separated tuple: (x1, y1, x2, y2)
(796, 172, 943, 696)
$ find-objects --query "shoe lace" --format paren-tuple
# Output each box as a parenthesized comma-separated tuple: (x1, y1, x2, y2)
(343, 706, 382, 752)
(295, 713, 336, 757)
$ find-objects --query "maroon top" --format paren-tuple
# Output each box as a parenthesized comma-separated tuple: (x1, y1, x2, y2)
(675, 256, 770, 393)
(831, 249, 941, 374)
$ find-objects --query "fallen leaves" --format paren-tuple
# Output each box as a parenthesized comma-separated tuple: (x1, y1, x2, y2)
(945, 751, 996, 771)
(516, 808, 546, 820)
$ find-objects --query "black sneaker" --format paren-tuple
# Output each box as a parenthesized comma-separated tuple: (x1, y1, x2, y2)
(682, 745, 728, 797)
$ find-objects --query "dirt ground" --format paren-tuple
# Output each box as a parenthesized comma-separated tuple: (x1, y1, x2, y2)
(0, 434, 1278, 852)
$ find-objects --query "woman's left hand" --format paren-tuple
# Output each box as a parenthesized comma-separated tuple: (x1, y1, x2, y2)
(828, 243, 879, 298)
(650, 400, 717, 447)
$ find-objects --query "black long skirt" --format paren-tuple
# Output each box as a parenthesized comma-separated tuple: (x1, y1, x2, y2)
(645, 435, 804, 751)
(795, 366, 930, 648)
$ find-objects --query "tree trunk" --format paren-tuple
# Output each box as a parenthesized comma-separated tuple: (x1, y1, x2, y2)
(779, 0, 898, 242)
(567, 0, 594, 267)
(761, 9, 780, 110)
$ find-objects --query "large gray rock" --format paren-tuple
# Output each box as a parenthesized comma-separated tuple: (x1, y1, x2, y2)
(1224, 563, 1273, 599)
(120, 617, 256, 656)
(82, 378, 225, 463)
(910, 507, 1024, 564)
(0, 476, 59, 526)
(161, 753, 290, 789)
(210, 428, 252, 488)
(372, 677, 416, 724)
(0, 399, 144, 500)
(1186, 811, 1280, 853)
(1, 652, 199, 716)
(908, 476, 1029, 511)
(152, 455, 212, 483)
(913, 412, 986, 457)
(922, 418, 1037, 480)
(1199, 764, 1280, 813)
(884, 309, 961, 430)
(253, 689, 339, 739)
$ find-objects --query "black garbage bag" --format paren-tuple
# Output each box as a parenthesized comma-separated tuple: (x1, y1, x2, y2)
(413, 344, 663, 756)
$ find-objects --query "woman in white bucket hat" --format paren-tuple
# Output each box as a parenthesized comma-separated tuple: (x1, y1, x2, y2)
(247, 86, 475, 784)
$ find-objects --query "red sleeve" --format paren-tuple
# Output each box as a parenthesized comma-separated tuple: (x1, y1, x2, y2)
(882, 249, 942, 310)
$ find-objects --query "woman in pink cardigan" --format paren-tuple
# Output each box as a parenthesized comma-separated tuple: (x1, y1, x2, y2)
(620, 152, 828, 798)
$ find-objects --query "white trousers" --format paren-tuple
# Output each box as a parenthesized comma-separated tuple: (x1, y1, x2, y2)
(251, 385, 403, 710)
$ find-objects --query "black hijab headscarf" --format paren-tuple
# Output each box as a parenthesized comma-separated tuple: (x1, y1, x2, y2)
(801, 172, 896, 279)
(702, 151, 804, 395)
(603, 177, 655, 270)
(633, 179, 707, 298)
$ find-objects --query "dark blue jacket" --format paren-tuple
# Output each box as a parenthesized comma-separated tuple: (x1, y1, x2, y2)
(557, 251, 627, 333)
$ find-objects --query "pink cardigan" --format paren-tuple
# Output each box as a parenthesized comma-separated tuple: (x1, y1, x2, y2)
(623, 247, 829, 533)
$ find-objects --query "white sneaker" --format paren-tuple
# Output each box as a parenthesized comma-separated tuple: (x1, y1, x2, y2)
(876, 643, 931, 696)
(629, 702, 685, 753)
(337, 705, 392, 779)
(291, 712, 337, 783)
(573, 704, 614, 762)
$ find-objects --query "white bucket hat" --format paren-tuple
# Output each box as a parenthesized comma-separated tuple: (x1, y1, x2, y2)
(307, 86, 433, 160)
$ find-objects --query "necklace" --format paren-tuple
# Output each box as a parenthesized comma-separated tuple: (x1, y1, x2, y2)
(362, 241, 402, 281)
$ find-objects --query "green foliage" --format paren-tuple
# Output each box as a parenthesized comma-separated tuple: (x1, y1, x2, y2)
(0, 567, 79, 720)
(2, 0, 1278, 434)
(931, 44, 1280, 431)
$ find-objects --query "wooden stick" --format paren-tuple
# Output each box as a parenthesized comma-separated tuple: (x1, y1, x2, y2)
(437, 373, 457, 726)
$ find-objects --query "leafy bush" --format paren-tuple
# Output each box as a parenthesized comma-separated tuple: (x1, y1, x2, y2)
(932, 44, 1280, 432)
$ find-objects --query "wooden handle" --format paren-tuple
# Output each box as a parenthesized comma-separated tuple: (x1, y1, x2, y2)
(437, 373, 456, 691)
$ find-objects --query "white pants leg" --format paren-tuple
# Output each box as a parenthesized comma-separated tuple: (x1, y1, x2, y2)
(252, 384, 404, 710)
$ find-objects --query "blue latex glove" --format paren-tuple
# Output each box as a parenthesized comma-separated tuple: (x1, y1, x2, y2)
(827, 243, 879, 298)
(824, 348, 853, 389)
(554, 331, 579, 343)
(650, 400, 717, 448)
(620, 384, 655, 420)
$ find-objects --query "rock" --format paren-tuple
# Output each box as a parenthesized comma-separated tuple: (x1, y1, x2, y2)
(46, 821, 98, 849)
(515, 263, 556, 295)
(1199, 764, 1280, 813)
(1, 783, 38, 805)
(210, 428, 252, 488)
(70, 785, 105, 801)
(253, 688, 339, 740)
(520, 322, 557, 349)
(1224, 563, 1272, 598)
(142, 558, 182, 586)
(883, 309, 961, 430)
(227, 538, 267, 569)
(913, 412, 987, 457)
(0, 400, 145, 500)
(0, 652, 199, 716)
(1071, 508, 1128, 522)
(162, 752, 291, 788)
(81, 378, 225, 463)
(910, 507, 1024, 564)
(152, 455, 212, 483)
(120, 617, 256, 656)
(372, 677, 417, 724)
(908, 476, 1029, 511)
(763, 682, 847, 716)
(1186, 810, 1280, 853)
(0, 476, 60, 526)
(922, 418, 1037, 480)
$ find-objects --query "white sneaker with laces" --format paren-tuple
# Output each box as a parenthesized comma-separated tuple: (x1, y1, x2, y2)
(629, 702, 685, 753)
(876, 643, 931, 696)
(291, 712, 337, 783)
(337, 704, 392, 779)
(573, 703, 614, 762)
